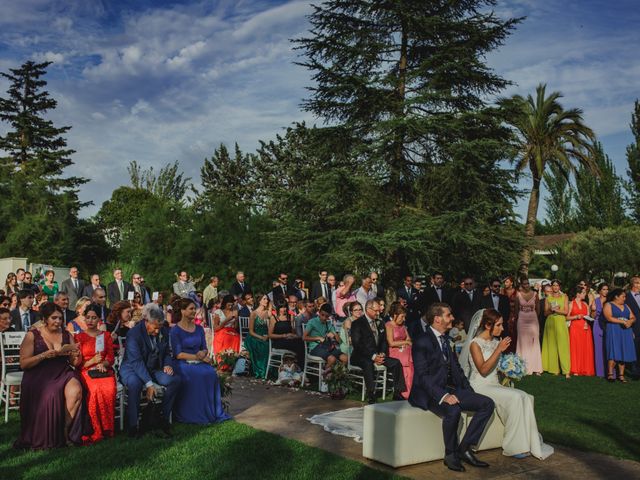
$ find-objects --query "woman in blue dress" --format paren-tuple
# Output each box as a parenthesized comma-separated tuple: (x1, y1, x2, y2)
(170, 298, 231, 424)
(602, 288, 637, 383)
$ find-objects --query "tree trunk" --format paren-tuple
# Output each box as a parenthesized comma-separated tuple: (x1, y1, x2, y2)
(519, 176, 541, 278)
(390, 22, 408, 208)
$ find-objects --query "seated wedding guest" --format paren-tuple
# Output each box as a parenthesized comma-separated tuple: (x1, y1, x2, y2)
(304, 304, 347, 370)
(105, 300, 134, 341)
(460, 309, 553, 460)
(515, 278, 542, 375)
(203, 276, 219, 309)
(602, 288, 637, 383)
(449, 318, 467, 353)
(351, 299, 406, 403)
(10, 290, 38, 331)
(385, 303, 413, 399)
(32, 292, 48, 313)
(40, 270, 59, 302)
(119, 303, 180, 437)
(91, 288, 110, 322)
(66, 297, 92, 335)
(568, 286, 595, 376)
(294, 300, 315, 337)
(590, 283, 609, 378)
(238, 292, 254, 318)
(378, 299, 390, 323)
(54, 292, 77, 327)
(75, 304, 117, 444)
(270, 303, 306, 367)
(212, 294, 241, 355)
(244, 295, 272, 379)
(15, 302, 91, 449)
(5, 272, 18, 296)
(286, 294, 300, 316)
(170, 298, 230, 424)
(334, 274, 356, 321)
(9, 293, 18, 310)
(0, 295, 11, 310)
(0, 307, 14, 332)
(339, 302, 362, 356)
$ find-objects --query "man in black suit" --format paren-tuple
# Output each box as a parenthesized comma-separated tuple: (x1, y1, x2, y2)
(451, 276, 483, 332)
(10, 290, 38, 331)
(82, 274, 105, 298)
(350, 299, 406, 403)
(625, 276, 640, 378)
(127, 273, 151, 304)
(107, 268, 131, 306)
(22, 271, 39, 295)
(369, 271, 385, 300)
(60, 266, 85, 310)
(230, 271, 251, 299)
(91, 288, 111, 322)
(271, 272, 290, 307)
(422, 272, 453, 312)
(397, 274, 420, 325)
(311, 270, 331, 302)
(409, 303, 494, 472)
(54, 291, 78, 326)
(481, 278, 511, 334)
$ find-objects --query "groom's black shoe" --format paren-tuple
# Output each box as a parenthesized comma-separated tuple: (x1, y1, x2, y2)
(459, 449, 489, 468)
(443, 453, 465, 472)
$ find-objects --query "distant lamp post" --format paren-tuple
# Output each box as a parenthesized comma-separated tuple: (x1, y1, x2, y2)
(551, 264, 559, 273)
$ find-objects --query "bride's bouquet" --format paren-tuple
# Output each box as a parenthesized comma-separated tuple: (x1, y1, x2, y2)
(497, 353, 527, 387)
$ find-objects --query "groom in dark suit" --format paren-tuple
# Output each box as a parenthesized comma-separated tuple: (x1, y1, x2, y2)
(409, 303, 494, 472)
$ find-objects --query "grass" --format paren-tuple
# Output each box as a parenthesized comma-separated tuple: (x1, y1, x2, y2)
(0, 418, 404, 480)
(519, 374, 640, 462)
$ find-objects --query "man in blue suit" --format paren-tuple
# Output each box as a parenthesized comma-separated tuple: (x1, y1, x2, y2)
(624, 276, 640, 378)
(409, 302, 494, 472)
(119, 303, 181, 437)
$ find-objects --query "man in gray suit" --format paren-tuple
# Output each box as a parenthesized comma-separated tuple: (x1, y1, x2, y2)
(60, 266, 85, 309)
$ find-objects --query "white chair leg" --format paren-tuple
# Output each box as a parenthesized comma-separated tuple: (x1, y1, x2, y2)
(382, 369, 387, 400)
(4, 386, 9, 423)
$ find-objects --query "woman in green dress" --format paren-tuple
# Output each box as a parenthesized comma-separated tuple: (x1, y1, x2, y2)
(244, 294, 272, 379)
(40, 270, 59, 302)
(542, 280, 571, 378)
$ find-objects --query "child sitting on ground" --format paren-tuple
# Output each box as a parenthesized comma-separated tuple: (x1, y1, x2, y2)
(449, 318, 467, 355)
(275, 355, 302, 387)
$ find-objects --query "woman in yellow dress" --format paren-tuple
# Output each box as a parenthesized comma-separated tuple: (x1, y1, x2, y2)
(542, 280, 571, 378)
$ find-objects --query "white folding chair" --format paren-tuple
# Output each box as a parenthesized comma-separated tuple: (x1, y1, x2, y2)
(266, 339, 296, 380)
(301, 341, 326, 390)
(238, 316, 250, 348)
(346, 349, 389, 401)
(1, 331, 26, 422)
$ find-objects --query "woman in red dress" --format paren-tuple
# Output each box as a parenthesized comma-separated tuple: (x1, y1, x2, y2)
(568, 286, 595, 376)
(75, 304, 117, 443)
(212, 294, 241, 356)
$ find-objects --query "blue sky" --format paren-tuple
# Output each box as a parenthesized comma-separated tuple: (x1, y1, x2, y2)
(0, 0, 639, 219)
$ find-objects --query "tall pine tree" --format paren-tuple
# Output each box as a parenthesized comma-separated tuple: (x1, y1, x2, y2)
(626, 100, 640, 222)
(294, 0, 523, 278)
(0, 61, 88, 263)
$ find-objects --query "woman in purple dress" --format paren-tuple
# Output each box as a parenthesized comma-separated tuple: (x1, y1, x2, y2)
(15, 302, 92, 449)
(590, 283, 609, 378)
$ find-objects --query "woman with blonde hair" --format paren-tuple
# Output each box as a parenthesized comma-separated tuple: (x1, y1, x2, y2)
(67, 296, 92, 334)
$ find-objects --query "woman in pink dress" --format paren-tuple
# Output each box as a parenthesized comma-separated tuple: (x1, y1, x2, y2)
(568, 287, 595, 376)
(385, 303, 413, 399)
(515, 278, 542, 375)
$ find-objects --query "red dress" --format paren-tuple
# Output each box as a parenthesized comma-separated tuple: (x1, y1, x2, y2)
(76, 332, 117, 443)
(568, 300, 595, 376)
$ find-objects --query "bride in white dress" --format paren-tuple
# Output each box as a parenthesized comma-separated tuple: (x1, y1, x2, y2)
(459, 308, 553, 460)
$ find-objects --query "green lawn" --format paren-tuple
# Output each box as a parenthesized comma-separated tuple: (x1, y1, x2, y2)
(519, 374, 640, 462)
(0, 418, 403, 480)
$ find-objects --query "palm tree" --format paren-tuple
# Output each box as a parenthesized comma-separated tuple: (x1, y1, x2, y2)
(502, 84, 597, 277)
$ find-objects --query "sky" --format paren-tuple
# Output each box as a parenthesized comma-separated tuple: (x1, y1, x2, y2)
(0, 0, 638, 219)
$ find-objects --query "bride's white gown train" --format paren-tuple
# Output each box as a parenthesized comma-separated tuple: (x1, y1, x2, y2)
(468, 337, 554, 460)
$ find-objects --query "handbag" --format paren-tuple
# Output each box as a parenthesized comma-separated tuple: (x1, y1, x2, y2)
(87, 369, 113, 378)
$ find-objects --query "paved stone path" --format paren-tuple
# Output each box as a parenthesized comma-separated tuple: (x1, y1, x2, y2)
(229, 377, 640, 480)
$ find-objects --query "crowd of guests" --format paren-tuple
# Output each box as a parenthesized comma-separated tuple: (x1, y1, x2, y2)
(2, 265, 639, 455)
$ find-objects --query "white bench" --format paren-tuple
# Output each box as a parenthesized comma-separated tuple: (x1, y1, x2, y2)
(363, 401, 504, 468)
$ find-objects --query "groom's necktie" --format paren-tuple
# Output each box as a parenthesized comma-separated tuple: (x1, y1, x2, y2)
(439, 335, 451, 362)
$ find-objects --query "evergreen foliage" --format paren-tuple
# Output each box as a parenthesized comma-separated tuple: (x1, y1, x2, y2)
(626, 100, 640, 222)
